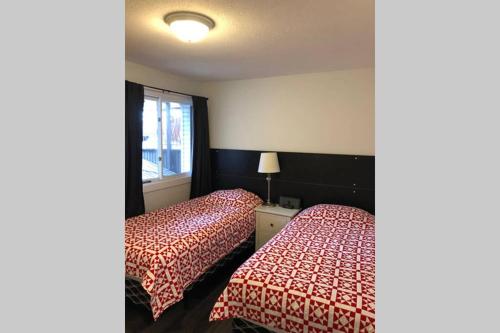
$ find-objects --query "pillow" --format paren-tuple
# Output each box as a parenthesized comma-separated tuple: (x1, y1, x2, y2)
(204, 188, 263, 209)
(295, 204, 374, 224)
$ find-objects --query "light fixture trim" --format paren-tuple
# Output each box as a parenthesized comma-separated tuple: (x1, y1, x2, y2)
(164, 11, 215, 29)
(164, 11, 215, 43)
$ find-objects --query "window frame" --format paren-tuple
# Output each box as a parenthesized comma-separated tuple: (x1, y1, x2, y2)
(142, 88, 193, 189)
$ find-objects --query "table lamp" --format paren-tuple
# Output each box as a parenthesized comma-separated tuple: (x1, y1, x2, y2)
(258, 152, 280, 206)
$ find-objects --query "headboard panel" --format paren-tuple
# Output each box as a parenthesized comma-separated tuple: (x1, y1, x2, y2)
(211, 149, 375, 214)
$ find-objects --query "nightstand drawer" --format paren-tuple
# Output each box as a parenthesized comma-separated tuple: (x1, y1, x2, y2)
(255, 209, 299, 250)
(257, 214, 288, 238)
(257, 212, 289, 229)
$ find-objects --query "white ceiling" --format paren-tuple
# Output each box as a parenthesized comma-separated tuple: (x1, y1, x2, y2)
(126, 0, 374, 81)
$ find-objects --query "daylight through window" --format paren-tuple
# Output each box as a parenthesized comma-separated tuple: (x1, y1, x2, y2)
(142, 88, 192, 182)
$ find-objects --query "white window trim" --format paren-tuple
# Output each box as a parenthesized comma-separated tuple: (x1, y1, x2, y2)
(143, 174, 192, 193)
(144, 88, 192, 104)
(142, 87, 193, 184)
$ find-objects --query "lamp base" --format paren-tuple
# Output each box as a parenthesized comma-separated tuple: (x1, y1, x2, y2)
(263, 174, 276, 207)
(262, 202, 277, 207)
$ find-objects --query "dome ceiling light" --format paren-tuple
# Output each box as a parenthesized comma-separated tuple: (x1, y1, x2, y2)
(163, 11, 215, 43)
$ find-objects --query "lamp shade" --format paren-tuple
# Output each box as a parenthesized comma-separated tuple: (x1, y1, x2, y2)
(258, 152, 280, 173)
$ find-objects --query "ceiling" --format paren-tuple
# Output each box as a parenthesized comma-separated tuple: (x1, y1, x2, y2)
(126, 0, 374, 81)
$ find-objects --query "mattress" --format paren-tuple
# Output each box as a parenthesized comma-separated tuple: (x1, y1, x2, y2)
(210, 204, 375, 333)
(125, 188, 263, 319)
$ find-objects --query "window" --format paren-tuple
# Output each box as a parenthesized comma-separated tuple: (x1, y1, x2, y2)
(142, 88, 192, 182)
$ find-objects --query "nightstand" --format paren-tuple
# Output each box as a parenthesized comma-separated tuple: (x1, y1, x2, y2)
(255, 205, 300, 251)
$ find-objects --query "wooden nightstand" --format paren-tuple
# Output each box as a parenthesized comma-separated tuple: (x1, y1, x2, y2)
(255, 205, 300, 251)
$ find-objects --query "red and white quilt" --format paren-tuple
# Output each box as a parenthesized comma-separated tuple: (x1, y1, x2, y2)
(210, 204, 375, 333)
(125, 189, 262, 320)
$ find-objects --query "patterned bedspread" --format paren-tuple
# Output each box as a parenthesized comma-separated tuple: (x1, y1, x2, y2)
(210, 204, 375, 333)
(125, 189, 262, 319)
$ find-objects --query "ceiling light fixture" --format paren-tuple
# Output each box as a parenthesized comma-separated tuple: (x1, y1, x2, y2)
(164, 11, 215, 43)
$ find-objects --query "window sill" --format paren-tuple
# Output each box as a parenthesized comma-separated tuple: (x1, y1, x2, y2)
(143, 175, 191, 193)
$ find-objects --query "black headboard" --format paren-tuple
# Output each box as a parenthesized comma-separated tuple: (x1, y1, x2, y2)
(211, 149, 375, 214)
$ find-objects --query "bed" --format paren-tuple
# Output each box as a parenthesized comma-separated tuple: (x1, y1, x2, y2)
(209, 204, 375, 333)
(125, 188, 263, 320)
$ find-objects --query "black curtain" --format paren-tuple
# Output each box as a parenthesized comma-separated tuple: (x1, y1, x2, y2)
(190, 96, 212, 198)
(125, 81, 145, 218)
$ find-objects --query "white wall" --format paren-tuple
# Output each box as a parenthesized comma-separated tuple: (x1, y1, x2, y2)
(141, 178, 191, 213)
(126, 61, 202, 96)
(200, 68, 374, 155)
(126, 60, 202, 211)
